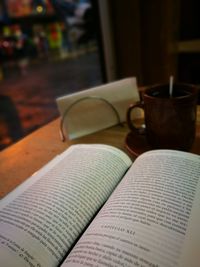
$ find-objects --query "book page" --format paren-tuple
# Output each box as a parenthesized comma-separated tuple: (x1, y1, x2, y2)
(62, 150, 200, 267)
(178, 175, 200, 267)
(0, 144, 132, 267)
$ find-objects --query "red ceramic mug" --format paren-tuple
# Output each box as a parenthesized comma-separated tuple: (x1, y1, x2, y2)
(126, 83, 198, 151)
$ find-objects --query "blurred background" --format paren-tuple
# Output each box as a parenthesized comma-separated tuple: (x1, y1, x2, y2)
(0, 0, 200, 150)
(0, 0, 104, 150)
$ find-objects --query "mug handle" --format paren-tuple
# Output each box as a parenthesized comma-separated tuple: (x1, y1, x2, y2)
(126, 102, 145, 134)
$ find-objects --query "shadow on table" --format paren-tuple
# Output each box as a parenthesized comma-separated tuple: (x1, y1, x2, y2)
(0, 95, 24, 150)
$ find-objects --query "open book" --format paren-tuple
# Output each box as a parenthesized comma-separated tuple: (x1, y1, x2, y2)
(0, 144, 200, 267)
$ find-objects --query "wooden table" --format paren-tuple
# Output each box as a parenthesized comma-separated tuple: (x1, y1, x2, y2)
(1, 107, 200, 199)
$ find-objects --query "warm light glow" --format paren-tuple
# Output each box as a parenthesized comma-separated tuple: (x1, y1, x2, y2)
(36, 5, 44, 13)
(3, 41, 9, 47)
